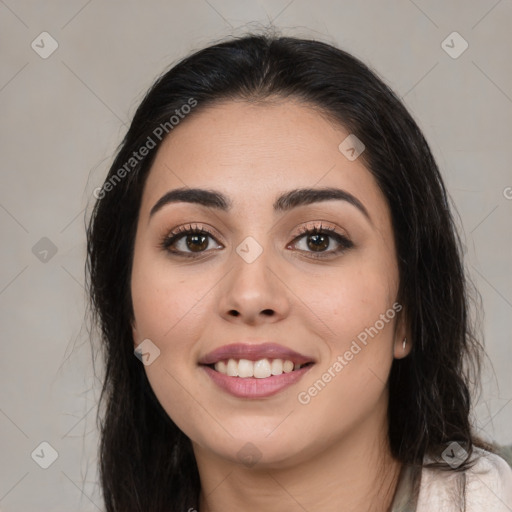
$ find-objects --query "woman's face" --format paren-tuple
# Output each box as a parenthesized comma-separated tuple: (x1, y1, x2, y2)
(130, 99, 407, 468)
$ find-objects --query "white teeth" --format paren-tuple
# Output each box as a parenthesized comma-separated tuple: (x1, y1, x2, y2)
(237, 359, 253, 378)
(213, 358, 303, 378)
(270, 359, 283, 375)
(283, 360, 294, 373)
(253, 358, 271, 378)
(226, 358, 238, 377)
(214, 360, 227, 374)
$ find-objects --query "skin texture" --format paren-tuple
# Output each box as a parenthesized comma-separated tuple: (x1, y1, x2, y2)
(130, 99, 410, 511)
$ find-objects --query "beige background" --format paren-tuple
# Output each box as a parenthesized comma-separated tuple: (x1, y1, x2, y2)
(1, 1, 511, 510)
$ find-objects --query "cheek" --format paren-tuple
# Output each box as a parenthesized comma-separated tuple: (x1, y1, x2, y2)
(297, 270, 397, 425)
(130, 256, 217, 436)
(300, 256, 398, 405)
(303, 260, 396, 338)
(130, 244, 214, 343)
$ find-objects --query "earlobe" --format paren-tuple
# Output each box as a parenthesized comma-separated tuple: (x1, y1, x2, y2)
(393, 306, 410, 359)
(394, 336, 411, 359)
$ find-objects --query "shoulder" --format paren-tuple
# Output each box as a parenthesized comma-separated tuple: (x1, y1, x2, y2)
(417, 447, 512, 512)
(465, 448, 512, 510)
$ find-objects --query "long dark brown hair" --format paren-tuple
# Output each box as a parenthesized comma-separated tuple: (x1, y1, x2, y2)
(86, 31, 487, 511)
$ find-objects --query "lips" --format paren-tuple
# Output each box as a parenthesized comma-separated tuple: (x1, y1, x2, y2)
(198, 342, 314, 366)
(199, 342, 315, 398)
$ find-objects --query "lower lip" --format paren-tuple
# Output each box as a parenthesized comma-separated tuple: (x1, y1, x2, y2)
(201, 365, 313, 398)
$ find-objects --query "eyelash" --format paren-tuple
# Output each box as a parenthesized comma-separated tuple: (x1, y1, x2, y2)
(159, 222, 354, 260)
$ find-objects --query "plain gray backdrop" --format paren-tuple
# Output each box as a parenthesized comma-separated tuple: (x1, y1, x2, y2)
(1, 1, 511, 510)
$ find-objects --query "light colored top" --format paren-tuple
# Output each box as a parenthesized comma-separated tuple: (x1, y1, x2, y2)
(391, 447, 512, 511)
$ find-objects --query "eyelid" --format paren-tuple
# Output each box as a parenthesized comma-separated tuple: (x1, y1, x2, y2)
(288, 221, 353, 258)
(293, 220, 348, 238)
(160, 221, 353, 258)
(159, 223, 223, 258)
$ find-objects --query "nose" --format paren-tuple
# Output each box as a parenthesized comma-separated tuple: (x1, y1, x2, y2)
(216, 242, 291, 325)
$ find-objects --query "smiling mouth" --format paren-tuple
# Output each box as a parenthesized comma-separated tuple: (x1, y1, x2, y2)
(205, 358, 314, 378)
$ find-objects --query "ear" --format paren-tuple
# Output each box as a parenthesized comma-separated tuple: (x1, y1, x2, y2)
(394, 335, 412, 359)
(393, 306, 411, 359)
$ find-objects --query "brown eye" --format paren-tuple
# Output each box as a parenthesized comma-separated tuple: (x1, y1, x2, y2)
(305, 232, 330, 252)
(289, 225, 354, 259)
(185, 233, 209, 252)
(161, 225, 222, 257)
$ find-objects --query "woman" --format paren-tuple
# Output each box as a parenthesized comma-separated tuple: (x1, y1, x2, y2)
(86, 32, 512, 511)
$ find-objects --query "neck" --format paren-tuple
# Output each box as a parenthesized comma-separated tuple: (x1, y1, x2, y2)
(194, 404, 401, 512)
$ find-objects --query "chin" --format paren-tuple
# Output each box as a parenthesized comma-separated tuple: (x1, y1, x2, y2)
(194, 428, 313, 470)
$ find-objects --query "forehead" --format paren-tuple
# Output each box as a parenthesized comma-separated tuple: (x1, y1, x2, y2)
(140, 99, 388, 221)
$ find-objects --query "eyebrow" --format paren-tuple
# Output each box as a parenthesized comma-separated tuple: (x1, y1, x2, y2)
(149, 186, 371, 223)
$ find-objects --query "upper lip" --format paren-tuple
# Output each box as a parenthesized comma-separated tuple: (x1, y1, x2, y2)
(198, 343, 315, 366)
